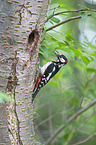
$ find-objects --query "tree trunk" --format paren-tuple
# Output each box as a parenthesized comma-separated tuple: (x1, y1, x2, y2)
(0, 0, 51, 144)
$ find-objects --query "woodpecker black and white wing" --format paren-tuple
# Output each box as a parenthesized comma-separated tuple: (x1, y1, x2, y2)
(39, 62, 60, 87)
(32, 51, 68, 103)
(40, 61, 52, 75)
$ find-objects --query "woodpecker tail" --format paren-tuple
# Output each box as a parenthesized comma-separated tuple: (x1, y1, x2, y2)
(32, 88, 38, 103)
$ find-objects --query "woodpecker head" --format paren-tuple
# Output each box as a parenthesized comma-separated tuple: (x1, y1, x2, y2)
(54, 51, 68, 65)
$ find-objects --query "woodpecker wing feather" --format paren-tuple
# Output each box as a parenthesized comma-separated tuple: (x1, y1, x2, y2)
(37, 62, 61, 89)
(41, 61, 52, 75)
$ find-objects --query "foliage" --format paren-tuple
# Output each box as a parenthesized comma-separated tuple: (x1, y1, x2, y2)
(0, 92, 14, 103)
(35, 1, 96, 145)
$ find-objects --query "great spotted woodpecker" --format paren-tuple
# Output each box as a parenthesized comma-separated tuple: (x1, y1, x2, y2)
(32, 51, 68, 103)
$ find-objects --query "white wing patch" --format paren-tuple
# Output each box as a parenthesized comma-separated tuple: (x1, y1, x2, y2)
(46, 72, 52, 81)
(42, 78, 45, 80)
(41, 62, 52, 75)
(53, 66, 55, 72)
(46, 66, 55, 81)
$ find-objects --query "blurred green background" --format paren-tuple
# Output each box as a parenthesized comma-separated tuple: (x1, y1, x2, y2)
(34, 0, 96, 144)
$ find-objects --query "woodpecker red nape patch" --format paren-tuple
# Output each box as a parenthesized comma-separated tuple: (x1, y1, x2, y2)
(66, 60, 68, 63)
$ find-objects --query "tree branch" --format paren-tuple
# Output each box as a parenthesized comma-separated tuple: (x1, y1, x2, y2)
(46, 8, 96, 22)
(72, 132, 96, 145)
(45, 13, 91, 31)
(46, 99, 96, 145)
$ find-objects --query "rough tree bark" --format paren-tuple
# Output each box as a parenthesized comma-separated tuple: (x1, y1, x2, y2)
(0, 0, 51, 144)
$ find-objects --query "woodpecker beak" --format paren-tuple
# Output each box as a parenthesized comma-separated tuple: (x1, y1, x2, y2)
(54, 51, 60, 58)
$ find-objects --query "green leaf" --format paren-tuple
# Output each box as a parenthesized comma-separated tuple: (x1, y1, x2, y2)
(39, 46, 48, 56)
(55, 71, 63, 80)
(38, 53, 46, 60)
(65, 30, 73, 40)
(51, 17, 60, 23)
(49, 3, 60, 10)
(48, 3, 60, 17)
(70, 48, 82, 56)
(81, 12, 88, 19)
(48, 81, 58, 87)
(90, 56, 94, 61)
(91, 53, 96, 57)
(71, 97, 79, 106)
(59, 3, 65, 8)
(0, 92, 14, 103)
(78, 4, 89, 10)
(63, 40, 69, 46)
(50, 20, 54, 25)
(87, 68, 96, 72)
(82, 56, 90, 65)
(42, 30, 46, 39)
(89, 11, 96, 17)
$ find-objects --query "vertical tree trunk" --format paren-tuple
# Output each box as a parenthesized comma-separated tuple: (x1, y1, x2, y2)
(0, 0, 51, 144)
